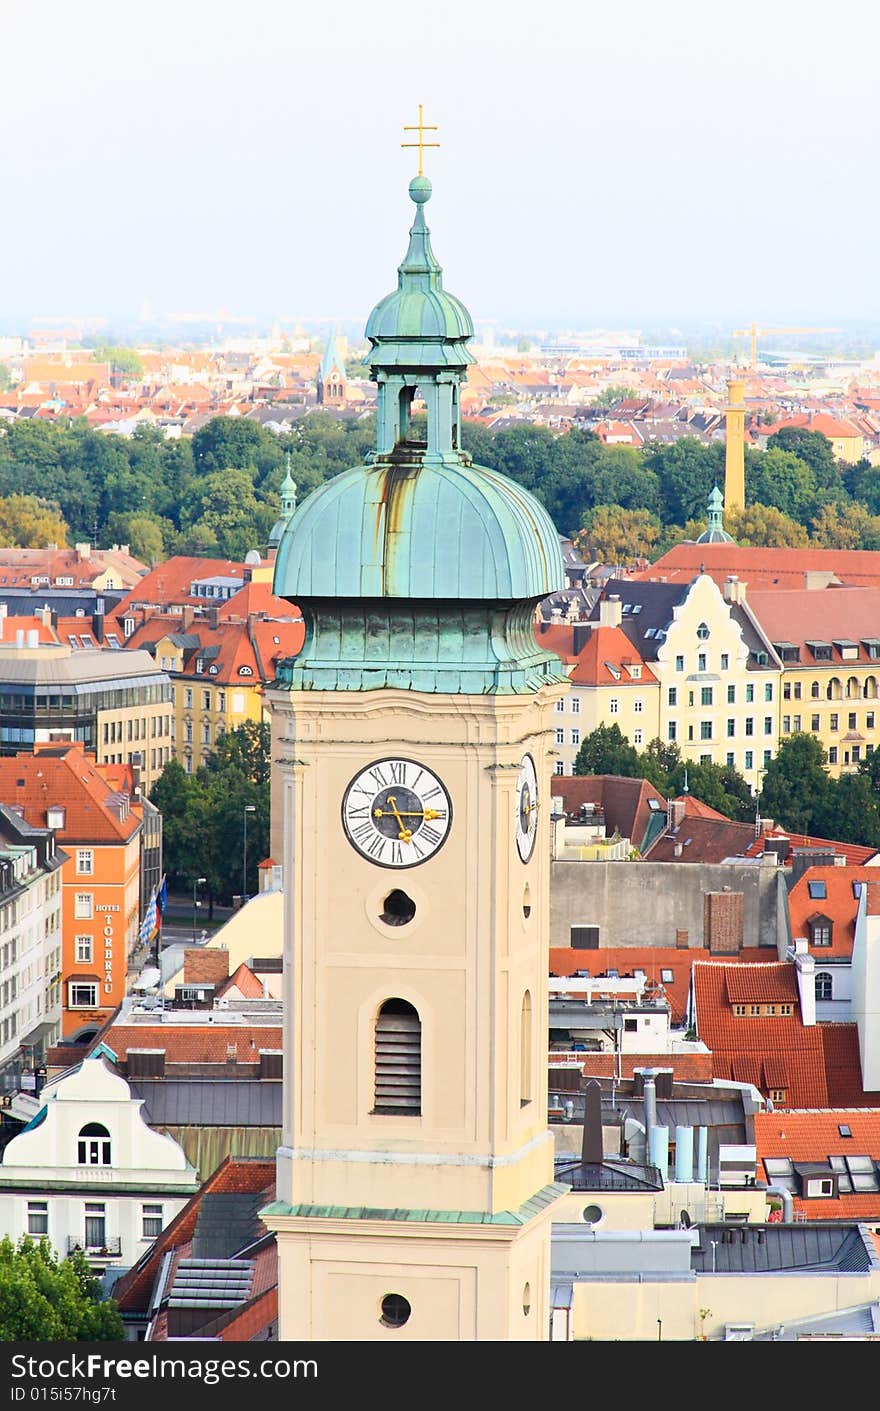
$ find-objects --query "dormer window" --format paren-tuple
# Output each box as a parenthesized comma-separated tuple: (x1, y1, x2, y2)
(808, 913, 832, 947)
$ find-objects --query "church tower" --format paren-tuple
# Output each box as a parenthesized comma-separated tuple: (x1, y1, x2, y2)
(316, 327, 347, 405)
(263, 158, 568, 1341)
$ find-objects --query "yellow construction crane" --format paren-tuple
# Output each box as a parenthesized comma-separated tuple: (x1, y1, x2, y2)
(731, 323, 842, 369)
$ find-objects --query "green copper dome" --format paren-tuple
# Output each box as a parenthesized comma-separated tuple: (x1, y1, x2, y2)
(273, 456, 563, 601)
(695, 484, 734, 545)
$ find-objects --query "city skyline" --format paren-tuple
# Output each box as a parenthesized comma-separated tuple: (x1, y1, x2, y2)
(2, 0, 877, 326)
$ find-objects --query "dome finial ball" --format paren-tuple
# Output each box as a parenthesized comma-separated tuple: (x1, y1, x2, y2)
(409, 175, 432, 205)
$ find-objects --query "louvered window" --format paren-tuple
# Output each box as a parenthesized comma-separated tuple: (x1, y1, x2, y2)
(520, 991, 532, 1107)
(374, 999, 421, 1115)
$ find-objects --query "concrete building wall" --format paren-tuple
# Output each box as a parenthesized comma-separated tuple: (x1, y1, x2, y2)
(550, 859, 786, 952)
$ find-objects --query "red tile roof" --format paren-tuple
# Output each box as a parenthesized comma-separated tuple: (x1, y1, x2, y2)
(694, 961, 880, 1109)
(551, 1050, 715, 1082)
(115, 557, 251, 613)
(217, 964, 266, 1000)
(549, 945, 760, 1024)
(634, 544, 880, 591)
(754, 1108, 880, 1219)
(787, 865, 877, 958)
(97, 1023, 282, 1065)
(550, 775, 667, 852)
(744, 830, 878, 866)
(0, 745, 140, 843)
(645, 814, 757, 864)
(746, 587, 880, 667)
(125, 614, 303, 686)
(724, 967, 800, 1004)
(568, 625, 657, 687)
(217, 1287, 278, 1342)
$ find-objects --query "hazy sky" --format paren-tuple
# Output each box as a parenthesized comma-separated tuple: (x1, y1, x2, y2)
(2, 0, 878, 330)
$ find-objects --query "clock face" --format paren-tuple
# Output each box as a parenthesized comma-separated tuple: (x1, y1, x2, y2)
(515, 753, 539, 863)
(342, 757, 452, 868)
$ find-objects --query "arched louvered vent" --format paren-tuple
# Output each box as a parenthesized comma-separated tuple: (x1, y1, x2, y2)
(374, 999, 421, 1115)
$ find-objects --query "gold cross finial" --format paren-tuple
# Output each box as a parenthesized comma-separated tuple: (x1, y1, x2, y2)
(402, 104, 439, 178)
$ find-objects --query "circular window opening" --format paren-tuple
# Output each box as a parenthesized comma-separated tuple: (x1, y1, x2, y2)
(522, 1282, 531, 1317)
(522, 883, 532, 920)
(582, 1204, 603, 1225)
(380, 890, 416, 926)
(380, 1293, 411, 1328)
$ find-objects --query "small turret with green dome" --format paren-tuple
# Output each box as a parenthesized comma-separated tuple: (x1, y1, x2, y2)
(695, 484, 735, 545)
(268, 453, 298, 553)
(272, 161, 565, 694)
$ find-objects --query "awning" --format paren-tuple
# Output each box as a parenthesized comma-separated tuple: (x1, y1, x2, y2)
(19, 1021, 56, 1048)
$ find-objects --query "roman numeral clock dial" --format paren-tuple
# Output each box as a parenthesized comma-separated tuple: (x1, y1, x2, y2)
(515, 752, 539, 862)
(342, 758, 452, 868)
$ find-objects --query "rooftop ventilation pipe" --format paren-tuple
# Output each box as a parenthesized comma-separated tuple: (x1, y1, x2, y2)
(765, 1185, 794, 1222)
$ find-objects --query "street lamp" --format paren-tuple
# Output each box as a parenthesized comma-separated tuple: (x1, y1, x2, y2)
(242, 805, 256, 905)
(192, 876, 206, 944)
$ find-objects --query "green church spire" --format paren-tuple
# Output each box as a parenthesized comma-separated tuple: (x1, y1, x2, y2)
(695, 483, 735, 544)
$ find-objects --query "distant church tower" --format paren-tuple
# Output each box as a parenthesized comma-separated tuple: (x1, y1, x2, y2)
(316, 327, 347, 405)
(263, 161, 568, 1340)
(724, 377, 746, 513)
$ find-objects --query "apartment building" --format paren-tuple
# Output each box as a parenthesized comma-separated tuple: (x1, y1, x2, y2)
(0, 805, 64, 1091)
(0, 630, 172, 795)
(0, 745, 142, 1041)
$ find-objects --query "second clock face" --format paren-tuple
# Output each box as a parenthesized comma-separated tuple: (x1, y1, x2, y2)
(342, 757, 452, 868)
(515, 753, 539, 862)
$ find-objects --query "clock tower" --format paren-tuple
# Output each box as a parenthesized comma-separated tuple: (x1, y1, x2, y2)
(262, 164, 568, 1341)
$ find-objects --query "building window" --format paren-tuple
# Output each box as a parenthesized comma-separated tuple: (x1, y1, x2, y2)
(726, 718, 735, 737)
(764, 683, 773, 701)
(83, 1203, 107, 1251)
(74, 894, 93, 920)
(556, 699, 565, 713)
(721, 653, 729, 670)
(697, 623, 710, 640)
(374, 999, 421, 1115)
(634, 729, 643, 746)
(77, 1124, 111, 1166)
(675, 655, 684, 672)
(668, 687, 677, 707)
(75, 936, 93, 964)
(571, 729, 580, 746)
(793, 682, 802, 700)
(184, 688, 193, 708)
(829, 747, 838, 765)
(868, 713, 875, 730)
(809, 918, 832, 947)
(202, 723, 211, 746)
(571, 697, 580, 714)
(745, 751, 753, 771)
(634, 699, 643, 714)
(830, 714, 839, 731)
(764, 750, 772, 767)
(68, 981, 98, 1008)
(609, 699, 619, 715)
(668, 722, 677, 741)
(727, 685, 736, 704)
(142, 1204, 163, 1239)
(764, 717, 773, 735)
(556, 728, 565, 745)
(700, 721, 712, 740)
(726, 752, 735, 767)
(555, 761, 565, 775)
(701, 687, 713, 706)
(520, 991, 532, 1107)
(27, 1201, 48, 1236)
(815, 972, 833, 1001)
(733, 1004, 747, 1016)
(76, 849, 93, 876)
(745, 718, 754, 736)
(849, 712, 858, 730)
(697, 653, 707, 672)
(783, 682, 791, 700)
(202, 690, 211, 711)
(746, 684, 754, 703)
(768, 1089, 787, 1105)
(811, 714, 820, 732)
(812, 680, 820, 698)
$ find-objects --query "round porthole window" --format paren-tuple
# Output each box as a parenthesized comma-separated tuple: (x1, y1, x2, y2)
(582, 1204, 603, 1225)
(380, 889, 416, 926)
(522, 1282, 531, 1317)
(696, 623, 710, 640)
(522, 883, 532, 920)
(380, 1293, 411, 1328)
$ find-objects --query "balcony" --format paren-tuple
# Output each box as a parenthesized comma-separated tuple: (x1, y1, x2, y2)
(67, 1235, 121, 1260)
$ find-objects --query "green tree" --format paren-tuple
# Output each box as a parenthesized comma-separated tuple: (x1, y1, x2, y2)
(667, 760, 755, 822)
(0, 365, 11, 392)
(638, 738, 682, 793)
(768, 426, 837, 483)
(103, 511, 173, 565)
(0, 494, 68, 547)
(577, 505, 661, 563)
(180, 468, 263, 559)
(724, 503, 809, 547)
(91, 346, 144, 378)
(746, 446, 819, 521)
(826, 773, 880, 849)
(574, 723, 640, 777)
(191, 417, 273, 477)
(0, 1235, 123, 1341)
(810, 501, 880, 550)
(590, 384, 638, 410)
(590, 446, 661, 516)
(643, 438, 724, 525)
(758, 732, 833, 836)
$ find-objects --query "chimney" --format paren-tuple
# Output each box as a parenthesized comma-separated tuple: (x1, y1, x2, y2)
(15, 628, 25, 648)
(667, 798, 686, 831)
(598, 594, 623, 628)
(572, 623, 591, 654)
(675, 929, 689, 949)
(26, 629, 39, 648)
(580, 1079, 604, 1165)
(75, 542, 91, 560)
(703, 891, 744, 952)
(723, 575, 746, 605)
(92, 608, 104, 644)
(642, 1069, 658, 1158)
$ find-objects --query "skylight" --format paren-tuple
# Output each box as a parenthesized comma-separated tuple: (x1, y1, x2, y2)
(808, 880, 827, 900)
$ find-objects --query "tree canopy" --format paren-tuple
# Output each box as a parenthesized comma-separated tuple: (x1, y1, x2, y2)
(0, 1236, 123, 1342)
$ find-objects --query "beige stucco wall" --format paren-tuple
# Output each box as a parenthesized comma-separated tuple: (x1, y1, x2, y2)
(779, 666, 880, 778)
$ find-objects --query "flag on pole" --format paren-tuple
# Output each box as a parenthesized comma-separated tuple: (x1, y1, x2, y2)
(157, 876, 168, 920)
(137, 889, 158, 949)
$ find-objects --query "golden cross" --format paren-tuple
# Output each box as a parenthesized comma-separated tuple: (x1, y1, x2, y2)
(402, 104, 439, 178)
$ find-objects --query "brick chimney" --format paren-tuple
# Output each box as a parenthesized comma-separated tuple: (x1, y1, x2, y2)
(723, 575, 746, 605)
(703, 891, 744, 953)
(675, 929, 690, 949)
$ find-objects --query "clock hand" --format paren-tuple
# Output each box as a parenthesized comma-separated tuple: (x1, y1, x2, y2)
(372, 807, 443, 820)
(382, 795, 412, 843)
